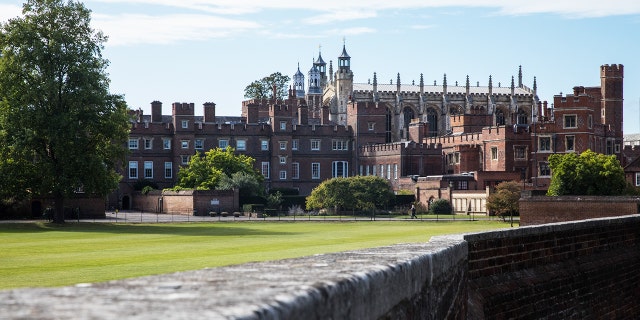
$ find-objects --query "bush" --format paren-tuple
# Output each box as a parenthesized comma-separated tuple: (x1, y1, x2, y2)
(429, 199, 452, 214)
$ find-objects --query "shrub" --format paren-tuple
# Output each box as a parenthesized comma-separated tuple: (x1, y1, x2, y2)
(429, 199, 452, 214)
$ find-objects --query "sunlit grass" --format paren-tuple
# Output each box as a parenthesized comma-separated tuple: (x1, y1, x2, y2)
(0, 220, 509, 289)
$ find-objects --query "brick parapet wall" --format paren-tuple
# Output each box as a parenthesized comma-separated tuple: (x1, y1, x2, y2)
(520, 195, 639, 225)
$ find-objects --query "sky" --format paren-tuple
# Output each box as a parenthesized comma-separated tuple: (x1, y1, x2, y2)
(2, 0, 640, 133)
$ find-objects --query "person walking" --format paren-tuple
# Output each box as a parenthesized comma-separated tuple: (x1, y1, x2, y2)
(410, 204, 417, 219)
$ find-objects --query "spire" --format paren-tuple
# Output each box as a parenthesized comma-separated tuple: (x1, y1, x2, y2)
(443, 73, 447, 94)
(465, 75, 470, 95)
(419, 73, 424, 95)
(314, 45, 326, 73)
(338, 39, 351, 72)
(518, 65, 523, 87)
(533, 76, 537, 95)
(488, 75, 493, 95)
(329, 60, 334, 82)
(397, 73, 401, 93)
(373, 72, 378, 93)
(510, 76, 515, 96)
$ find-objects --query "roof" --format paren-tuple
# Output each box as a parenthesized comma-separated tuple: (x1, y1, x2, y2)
(352, 83, 533, 95)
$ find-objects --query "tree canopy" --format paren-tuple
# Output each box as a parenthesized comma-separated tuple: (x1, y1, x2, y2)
(306, 176, 394, 212)
(243, 72, 291, 100)
(486, 181, 521, 219)
(0, 0, 130, 222)
(175, 148, 263, 191)
(547, 150, 626, 196)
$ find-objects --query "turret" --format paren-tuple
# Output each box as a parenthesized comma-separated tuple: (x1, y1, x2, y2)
(292, 63, 305, 98)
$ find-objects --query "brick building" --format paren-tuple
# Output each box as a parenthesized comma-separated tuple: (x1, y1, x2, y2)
(113, 43, 625, 212)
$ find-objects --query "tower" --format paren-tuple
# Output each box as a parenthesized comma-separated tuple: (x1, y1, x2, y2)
(334, 41, 353, 125)
(314, 47, 327, 89)
(600, 64, 624, 139)
(292, 63, 305, 98)
(307, 60, 323, 119)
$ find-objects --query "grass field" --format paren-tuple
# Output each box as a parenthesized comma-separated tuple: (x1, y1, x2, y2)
(0, 220, 510, 289)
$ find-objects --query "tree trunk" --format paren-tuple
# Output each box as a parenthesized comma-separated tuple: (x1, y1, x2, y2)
(53, 192, 65, 223)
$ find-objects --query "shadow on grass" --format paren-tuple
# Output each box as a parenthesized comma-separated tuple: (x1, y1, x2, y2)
(0, 222, 299, 237)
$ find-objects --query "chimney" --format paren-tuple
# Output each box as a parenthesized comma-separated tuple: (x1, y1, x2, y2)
(151, 101, 162, 123)
(246, 103, 258, 124)
(321, 105, 330, 125)
(203, 102, 216, 123)
(408, 119, 426, 142)
(298, 104, 309, 125)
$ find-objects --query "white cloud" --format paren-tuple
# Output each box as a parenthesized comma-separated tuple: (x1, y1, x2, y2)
(93, 13, 261, 46)
(304, 10, 377, 25)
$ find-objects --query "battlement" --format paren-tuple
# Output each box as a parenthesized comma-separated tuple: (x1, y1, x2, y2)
(600, 64, 624, 77)
(172, 102, 194, 116)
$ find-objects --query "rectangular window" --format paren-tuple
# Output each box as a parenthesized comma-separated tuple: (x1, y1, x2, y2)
(366, 165, 370, 176)
(387, 164, 391, 179)
(539, 137, 551, 152)
(564, 115, 577, 129)
(164, 162, 172, 178)
(280, 121, 286, 131)
(144, 161, 153, 179)
(332, 161, 348, 178)
(163, 139, 171, 150)
(606, 140, 613, 155)
(128, 161, 138, 179)
(588, 115, 593, 129)
(129, 138, 138, 150)
(615, 144, 621, 153)
(279, 141, 287, 150)
(332, 140, 348, 151)
(539, 162, 551, 176)
(368, 122, 375, 131)
(448, 152, 460, 164)
(181, 155, 190, 165)
(261, 140, 269, 151)
(261, 162, 270, 178)
(394, 164, 398, 179)
(144, 138, 152, 150)
(380, 164, 384, 178)
(372, 165, 376, 176)
(458, 180, 469, 190)
(279, 170, 287, 180)
(311, 139, 321, 151)
(219, 139, 229, 149)
(194, 139, 204, 150)
(311, 163, 320, 179)
(279, 156, 286, 164)
(181, 120, 188, 129)
(565, 136, 575, 152)
(292, 139, 299, 151)
(181, 140, 189, 149)
(636, 173, 640, 187)
(491, 147, 498, 160)
(514, 146, 527, 160)
(236, 139, 246, 151)
(292, 162, 300, 179)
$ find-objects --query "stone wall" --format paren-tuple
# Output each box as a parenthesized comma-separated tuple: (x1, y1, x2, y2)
(520, 195, 639, 225)
(2, 216, 639, 319)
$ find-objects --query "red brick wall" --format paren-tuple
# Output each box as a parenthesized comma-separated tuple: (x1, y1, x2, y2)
(519, 195, 638, 226)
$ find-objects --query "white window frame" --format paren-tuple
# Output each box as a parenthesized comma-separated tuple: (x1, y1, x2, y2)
(261, 162, 270, 178)
(144, 161, 153, 179)
(539, 136, 552, 152)
(491, 147, 498, 161)
(280, 121, 286, 131)
(368, 122, 375, 131)
(311, 139, 321, 151)
(181, 120, 189, 129)
(129, 138, 139, 150)
(164, 162, 172, 179)
(128, 161, 138, 179)
(292, 162, 300, 179)
(332, 139, 348, 151)
(394, 164, 398, 179)
(144, 138, 152, 150)
(279, 141, 287, 150)
(279, 156, 286, 164)
(565, 136, 575, 152)
(218, 139, 229, 149)
(332, 161, 348, 178)
(236, 139, 246, 151)
(181, 140, 189, 149)
(181, 155, 190, 165)
(194, 139, 204, 150)
(514, 146, 527, 160)
(311, 163, 320, 179)
(635, 173, 640, 187)
(279, 170, 287, 180)
(563, 114, 577, 129)
(163, 139, 171, 150)
(292, 139, 299, 151)
(261, 140, 269, 151)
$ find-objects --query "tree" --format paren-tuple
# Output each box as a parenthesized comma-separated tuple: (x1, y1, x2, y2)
(428, 199, 453, 215)
(0, 0, 130, 223)
(243, 72, 291, 100)
(306, 176, 393, 212)
(175, 148, 263, 191)
(547, 150, 626, 196)
(486, 181, 521, 220)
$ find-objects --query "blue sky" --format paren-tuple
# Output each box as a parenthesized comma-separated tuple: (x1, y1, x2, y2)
(2, 1, 640, 133)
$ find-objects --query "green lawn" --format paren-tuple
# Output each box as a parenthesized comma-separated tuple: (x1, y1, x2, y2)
(0, 220, 509, 289)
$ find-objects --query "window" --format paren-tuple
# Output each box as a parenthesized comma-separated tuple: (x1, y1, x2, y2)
(606, 140, 613, 155)
(564, 115, 577, 129)
(448, 152, 460, 164)
(292, 162, 300, 179)
(311, 139, 321, 151)
(458, 180, 468, 190)
(144, 138, 152, 150)
(394, 164, 398, 179)
(279, 141, 287, 150)
(372, 165, 376, 176)
(368, 122, 375, 131)
(311, 163, 320, 179)
(261, 162, 270, 178)
(181, 120, 188, 129)
(366, 165, 370, 176)
(163, 139, 171, 150)
(164, 162, 172, 178)
(236, 139, 246, 151)
(636, 173, 640, 187)
(279, 156, 286, 164)
(181, 155, 190, 165)
(261, 140, 269, 151)
(280, 121, 286, 131)
(539, 137, 551, 152)
(218, 139, 229, 149)
(588, 115, 593, 129)
(565, 136, 575, 152)
(539, 162, 551, 176)
(380, 164, 385, 178)
(129, 138, 138, 150)
(144, 161, 153, 179)
(128, 161, 138, 179)
(292, 139, 299, 151)
(491, 147, 498, 160)
(194, 139, 204, 150)
(615, 144, 621, 153)
(332, 161, 348, 178)
(181, 140, 189, 149)
(332, 140, 348, 151)
(387, 164, 391, 179)
(279, 170, 287, 180)
(514, 146, 527, 160)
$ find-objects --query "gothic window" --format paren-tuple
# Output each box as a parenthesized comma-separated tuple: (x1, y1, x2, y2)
(385, 108, 392, 143)
(403, 107, 415, 140)
(517, 109, 527, 124)
(495, 110, 506, 126)
(427, 108, 438, 137)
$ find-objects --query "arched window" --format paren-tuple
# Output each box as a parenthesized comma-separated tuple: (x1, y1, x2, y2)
(517, 109, 528, 124)
(427, 108, 438, 137)
(385, 108, 392, 143)
(403, 107, 415, 140)
(495, 109, 505, 126)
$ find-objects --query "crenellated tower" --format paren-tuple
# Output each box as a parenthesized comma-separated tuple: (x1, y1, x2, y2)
(600, 64, 624, 139)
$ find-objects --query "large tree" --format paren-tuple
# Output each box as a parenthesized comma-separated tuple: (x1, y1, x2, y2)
(486, 181, 521, 221)
(176, 148, 263, 191)
(306, 176, 394, 212)
(243, 72, 291, 100)
(547, 150, 626, 196)
(0, 0, 130, 222)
